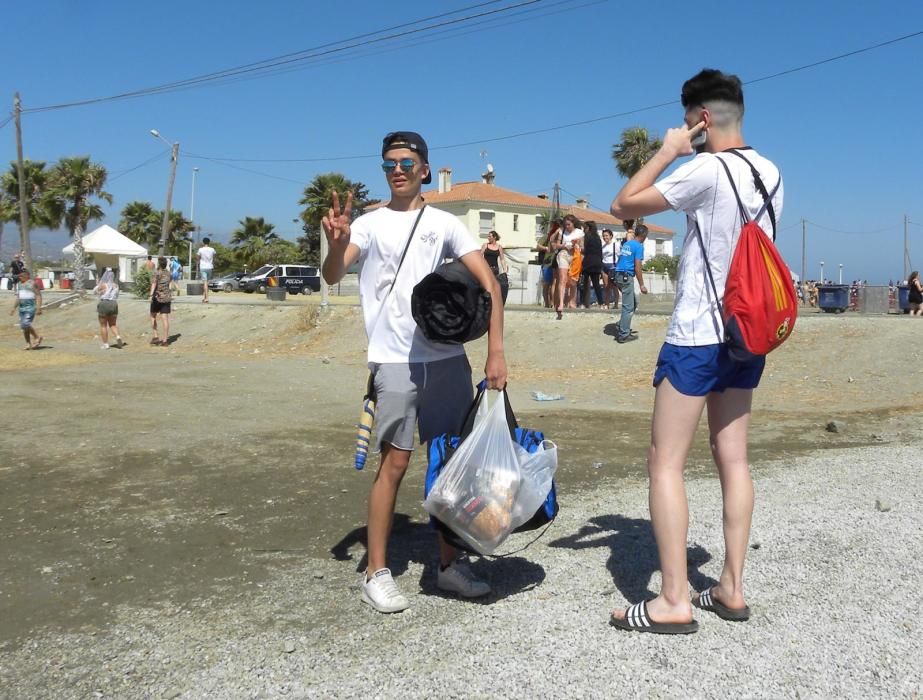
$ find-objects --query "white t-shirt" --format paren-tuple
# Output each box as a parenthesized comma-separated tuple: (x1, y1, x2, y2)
(563, 229, 584, 250)
(601, 240, 620, 266)
(654, 148, 784, 347)
(351, 205, 480, 364)
(198, 245, 216, 270)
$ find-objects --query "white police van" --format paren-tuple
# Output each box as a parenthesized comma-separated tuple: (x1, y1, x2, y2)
(239, 264, 321, 295)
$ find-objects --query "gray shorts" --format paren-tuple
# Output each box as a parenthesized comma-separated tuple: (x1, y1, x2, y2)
(371, 354, 473, 452)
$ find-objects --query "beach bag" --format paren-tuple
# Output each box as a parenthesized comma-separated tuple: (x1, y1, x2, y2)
(568, 246, 583, 282)
(424, 385, 559, 555)
(698, 151, 796, 362)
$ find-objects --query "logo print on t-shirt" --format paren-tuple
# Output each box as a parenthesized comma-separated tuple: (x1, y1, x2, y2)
(420, 232, 437, 246)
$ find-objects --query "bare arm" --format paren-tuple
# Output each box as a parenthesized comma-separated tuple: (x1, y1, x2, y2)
(611, 121, 705, 220)
(459, 250, 507, 390)
(634, 258, 647, 293)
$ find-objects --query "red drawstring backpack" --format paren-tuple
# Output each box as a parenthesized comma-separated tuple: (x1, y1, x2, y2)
(697, 150, 796, 362)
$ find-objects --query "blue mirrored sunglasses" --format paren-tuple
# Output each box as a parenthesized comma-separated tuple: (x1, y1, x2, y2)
(381, 158, 416, 174)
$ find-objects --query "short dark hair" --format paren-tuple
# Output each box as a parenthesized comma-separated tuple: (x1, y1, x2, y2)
(202, 237, 211, 245)
(681, 69, 744, 110)
(635, 224, 649, 238)
(622, 218, 635, 231)
(158, 256, 168, 270)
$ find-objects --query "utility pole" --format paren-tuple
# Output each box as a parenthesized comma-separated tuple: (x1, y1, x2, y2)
(159, 141, 180, 256)
(320, 216, 329, 309)
(904, 214, 909, 281)
(13, 93, 33, 273)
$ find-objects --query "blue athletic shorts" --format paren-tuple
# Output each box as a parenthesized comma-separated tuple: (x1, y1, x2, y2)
(542, 266, 554, 284)
(653, 342, 765, 397)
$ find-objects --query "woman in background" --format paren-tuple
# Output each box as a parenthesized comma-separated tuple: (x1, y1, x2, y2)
(93, 268, 122, 349)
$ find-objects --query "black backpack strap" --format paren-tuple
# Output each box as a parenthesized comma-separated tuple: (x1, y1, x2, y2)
(387, 205, 426, 296)
(693, 220, 725, 341)
(725, 149, 779, 240)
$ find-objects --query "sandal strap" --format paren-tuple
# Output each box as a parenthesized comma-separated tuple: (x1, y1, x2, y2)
(625, 601, 651, 629)
(698, 588, 714, 608)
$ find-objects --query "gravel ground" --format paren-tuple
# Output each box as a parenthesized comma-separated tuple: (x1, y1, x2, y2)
(2, 442, 920, 698)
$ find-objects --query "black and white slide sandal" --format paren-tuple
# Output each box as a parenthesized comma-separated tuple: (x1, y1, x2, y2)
(609, 601, 699, 635)
(692, 588, 751, 621)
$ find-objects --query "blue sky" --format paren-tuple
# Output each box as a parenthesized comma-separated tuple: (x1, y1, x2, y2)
(2, 0, 922, 282)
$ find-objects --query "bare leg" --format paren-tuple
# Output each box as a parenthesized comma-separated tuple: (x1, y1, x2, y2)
(612, 377, 706, 624)
(160, 314, 169, 344)
(366, 444, 411, 575)
(109, 318, 122, 346)
(98, 318, 109, 345)
(705, 388, 754, 610)
(555, 268, 567, 312)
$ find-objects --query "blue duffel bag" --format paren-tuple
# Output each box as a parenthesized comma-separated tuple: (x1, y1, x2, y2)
(424, 383, 559, 554)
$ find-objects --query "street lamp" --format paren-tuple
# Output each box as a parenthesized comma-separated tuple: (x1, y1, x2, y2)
(150, 129, 180, 257)
(190, 167, 200, 278)
(838, 263, 843, 284)
(820, 261, 825, 284)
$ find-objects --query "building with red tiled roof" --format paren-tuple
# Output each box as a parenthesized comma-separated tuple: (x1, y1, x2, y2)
(369, 168, 674, 260)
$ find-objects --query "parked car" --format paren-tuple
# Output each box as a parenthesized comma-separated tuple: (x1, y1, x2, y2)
(208, 271, 246, 292)
(239, 264, 321, 295)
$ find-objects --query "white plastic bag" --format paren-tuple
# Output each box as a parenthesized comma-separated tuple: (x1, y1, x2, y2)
(424, 390, 521, 555)
(510, 440, 558, 530)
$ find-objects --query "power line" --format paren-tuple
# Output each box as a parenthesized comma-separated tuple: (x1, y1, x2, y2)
(22, 0, 549, 114)
(108, 150, 169, 181)
(0, 114, 12, 130)
(192, 29, 923, 164)
(143, 0, 602, 100)
(805, 220, 899, 235)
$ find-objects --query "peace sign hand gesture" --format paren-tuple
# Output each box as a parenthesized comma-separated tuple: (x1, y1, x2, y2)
(321, 191, 353, 251)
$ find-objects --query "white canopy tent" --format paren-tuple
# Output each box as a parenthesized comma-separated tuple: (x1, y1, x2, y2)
(62, 224, 149, 282)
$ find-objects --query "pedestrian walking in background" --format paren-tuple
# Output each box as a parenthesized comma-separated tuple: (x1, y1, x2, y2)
(601, 228, 621, 308)
(535, 219, 560, 308)
(93, 268, 122, 349)
(612, 224, 648, 343)
(553, 214, 584, 318)
(481, 230, 509, 305)
(9, 269, 43, 350)
(197, 237, 216, 303)
(908, 271, 923, 316)
(149, 257, 173, 346)
(579, 221, 604, 308)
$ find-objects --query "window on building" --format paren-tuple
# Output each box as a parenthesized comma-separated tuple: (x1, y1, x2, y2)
(656, 239, 664, 256)
(513, 214, 519, 232)
(479, 211, 495, 237)
(535, 216, 544, 237)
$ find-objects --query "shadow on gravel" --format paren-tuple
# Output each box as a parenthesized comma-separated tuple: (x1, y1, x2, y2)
(548, 515, 716, 603)
(331, 514, 546, 603)
(602, 323, 619, 338)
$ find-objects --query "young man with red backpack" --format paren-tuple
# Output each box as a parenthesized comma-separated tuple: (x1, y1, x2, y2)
(608, 69, 785, 634)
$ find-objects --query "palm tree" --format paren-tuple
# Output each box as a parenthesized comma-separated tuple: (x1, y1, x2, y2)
(119, 201, 162, 247)
(46, 157, 112, 294)
(230, 216, 278, 266)
(611, 127, 662, 224)
(1, 160, 57, 270)
(165, 211, 195, 258)
(298, 173, 373, 265)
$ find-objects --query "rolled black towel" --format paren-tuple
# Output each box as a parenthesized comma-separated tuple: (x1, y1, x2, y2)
(412, 261, 492, 344)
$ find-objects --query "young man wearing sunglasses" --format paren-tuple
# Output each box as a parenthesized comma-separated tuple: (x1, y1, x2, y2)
(322, 131, 507, 613)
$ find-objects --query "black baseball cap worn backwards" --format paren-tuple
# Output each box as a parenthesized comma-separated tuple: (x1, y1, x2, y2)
(382, 131, 432, 184)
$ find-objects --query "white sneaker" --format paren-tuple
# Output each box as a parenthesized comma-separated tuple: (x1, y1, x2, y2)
(101, 343, 109, 350)
(437, 557, 491, 598)
(361, 568, 409, 613)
